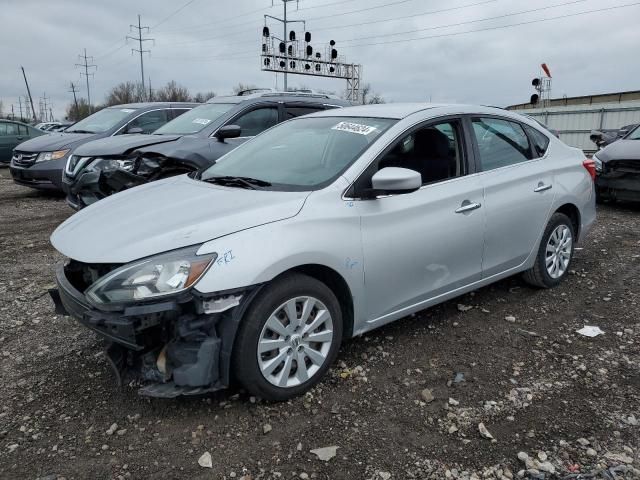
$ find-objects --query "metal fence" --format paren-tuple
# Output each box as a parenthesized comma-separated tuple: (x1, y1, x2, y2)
(508, 101, 640, 153)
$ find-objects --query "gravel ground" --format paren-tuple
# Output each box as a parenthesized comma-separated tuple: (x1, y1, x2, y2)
(0, 170, 639, 480)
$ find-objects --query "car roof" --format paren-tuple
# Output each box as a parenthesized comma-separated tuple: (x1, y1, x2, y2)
(0, 119, 32, 126)
(207, 92, 351, 107)
(305, 103, 547, 123)
(106, 102, 200, 109)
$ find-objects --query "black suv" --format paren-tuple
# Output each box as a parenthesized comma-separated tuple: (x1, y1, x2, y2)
(63, 92, 351, 209)
(10, 102, 196, 191)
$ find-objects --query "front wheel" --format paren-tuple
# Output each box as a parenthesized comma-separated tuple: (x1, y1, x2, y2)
(232, 273, 343, 401)
(523, 212, 575, 288)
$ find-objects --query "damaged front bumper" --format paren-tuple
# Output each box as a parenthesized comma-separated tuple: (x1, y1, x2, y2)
(51, 263, 258, 398)
(63, 168, 148, 210)
(596, 163, 640, 202)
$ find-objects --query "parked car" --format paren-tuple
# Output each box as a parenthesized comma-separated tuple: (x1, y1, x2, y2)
(0, 119, 45, 165)
(49, 104, 596, 400)
(62, 92, 350, 209)
(34, 122, 61, 131)
(593, 124, 640, 202)
(10, 102, 197, 191)
(49, 121, 74, 133)
(590, 123, 638, 150)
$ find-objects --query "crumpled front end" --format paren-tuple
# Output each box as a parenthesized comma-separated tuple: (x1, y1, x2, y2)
(596, 159, 640, 202)
(50, 260, 255, 398)
(63, 154, 189, 210)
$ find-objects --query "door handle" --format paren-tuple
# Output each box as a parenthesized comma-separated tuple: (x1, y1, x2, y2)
(455, 201, 482, 214)
(534, 183, 552, 193)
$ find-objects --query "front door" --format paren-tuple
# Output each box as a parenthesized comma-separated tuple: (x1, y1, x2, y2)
(354, 118, 485, 324)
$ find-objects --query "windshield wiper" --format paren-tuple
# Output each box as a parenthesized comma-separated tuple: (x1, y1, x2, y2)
(66, 129, 95, 134)
(202, 175, 271, 189)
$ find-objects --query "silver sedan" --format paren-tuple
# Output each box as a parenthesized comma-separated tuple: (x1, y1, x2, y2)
(50, 104, 597, 400)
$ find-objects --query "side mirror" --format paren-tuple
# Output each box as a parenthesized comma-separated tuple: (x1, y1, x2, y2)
(216, 125, 242, 142)
(126, 126, 144, 134)
(364, 167, 421, 198)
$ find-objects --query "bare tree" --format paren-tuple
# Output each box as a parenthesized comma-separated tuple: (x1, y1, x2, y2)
(105, 82, 145, 106)
(66, 97, 94, 121)
(192, 91, 216, 103)
(154, 80, 191, 102)
(360, 83, 372, 105)
(359, 83, 385, 104)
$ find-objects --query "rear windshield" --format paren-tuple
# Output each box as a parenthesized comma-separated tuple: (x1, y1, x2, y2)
(153, 103, 235, 135)
(66, 108, 138, 134)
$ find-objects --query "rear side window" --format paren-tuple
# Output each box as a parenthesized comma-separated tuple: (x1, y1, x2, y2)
(524, 125, 550, 158)
(472, 118, 533, 171)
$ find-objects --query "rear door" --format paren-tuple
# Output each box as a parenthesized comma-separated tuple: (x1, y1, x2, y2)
(471, 116, 555, 277)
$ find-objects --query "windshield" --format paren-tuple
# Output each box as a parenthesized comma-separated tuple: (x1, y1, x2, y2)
(66, 107, 137, 134)
(200, 116, 396, 190)
(153, 103, 235, 135)
(627, 125, 640, 140)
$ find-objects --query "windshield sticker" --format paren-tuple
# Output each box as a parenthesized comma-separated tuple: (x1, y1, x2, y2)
(193, 118, 212, 125)
(332, 121, 377, 135)
(120, 108, 135, 113)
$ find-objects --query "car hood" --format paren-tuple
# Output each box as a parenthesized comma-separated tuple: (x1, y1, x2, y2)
(51, 175, 309, 263)
(73, 134, 182, 157)
(597, 139, 640, 162)
(15, 132, 95, 152)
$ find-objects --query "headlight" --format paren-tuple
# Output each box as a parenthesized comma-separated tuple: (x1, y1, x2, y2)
(36, 149, 70, 163)
(91, 158, 135, 173)
(86, 247, 217, 305)
(593, 154, 603, 173)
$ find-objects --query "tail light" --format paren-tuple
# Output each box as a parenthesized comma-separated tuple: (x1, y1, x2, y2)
(583, 159, 596, 180)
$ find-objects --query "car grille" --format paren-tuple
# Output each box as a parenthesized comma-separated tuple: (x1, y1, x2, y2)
(12, 151, 38, 167)
(606, 160, 640, 174)
(64, 260, 122, 293)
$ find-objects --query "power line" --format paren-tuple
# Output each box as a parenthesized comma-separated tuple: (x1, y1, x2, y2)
(152, 0, 199, 29)
(341, 1, 640, 48)
(290, 0, 421, 23)
(311, 0, 498, 32)
(127, 14, 154, 97)
(337, 0, 588, 43)
(75, 48, 97, 109)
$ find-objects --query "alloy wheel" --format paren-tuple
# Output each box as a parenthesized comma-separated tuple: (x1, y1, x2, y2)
(545, 224, 573, 279)
(257, 296, 334, 388)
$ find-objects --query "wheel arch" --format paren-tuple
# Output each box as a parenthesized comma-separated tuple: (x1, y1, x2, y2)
(272, 264, 355, 339)
(554, 203, 581, 241)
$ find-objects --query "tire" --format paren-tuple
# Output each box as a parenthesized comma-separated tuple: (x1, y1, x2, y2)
(232, 273, 343, 401)
(523, 212, 575, 289)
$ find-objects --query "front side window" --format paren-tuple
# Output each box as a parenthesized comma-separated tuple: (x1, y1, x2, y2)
(66, 108, 139, 134)
(125, 110, 168, 134)
(472, 118, 533, 171)
(201, 116, 396, 190)
(233, 107, 279, 137)
(628, 125, 640, 140)
(153, 103, 235, 135)
(374, 120, 464, 185)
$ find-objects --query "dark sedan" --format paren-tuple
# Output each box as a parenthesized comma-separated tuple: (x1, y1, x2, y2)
(63, 92, 350, 209)
(594, 124, 640, 202)
(0, 120, 44, 165)
(9, 102, 196, 191)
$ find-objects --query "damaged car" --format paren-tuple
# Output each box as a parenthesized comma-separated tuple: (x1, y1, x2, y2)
(50, 104, 595, 400)
(62, 92, 350, 209)
(594, 124, 640, 202)
(10, 102, 197, 191)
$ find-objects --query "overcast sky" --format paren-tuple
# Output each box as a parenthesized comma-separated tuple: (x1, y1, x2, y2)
(1, 0, 639, 120)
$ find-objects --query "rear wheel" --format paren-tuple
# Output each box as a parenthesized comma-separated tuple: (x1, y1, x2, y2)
(232, 273, 343, 401)
(523, 212, 575, 288)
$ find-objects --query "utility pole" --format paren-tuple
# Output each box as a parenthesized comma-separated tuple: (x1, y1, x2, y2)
(265, 0, 303, 92)
(20, 66, 37, 123)
(40, 92, 50, 122)
(18, 97, 23, 120)
(75, 49, 96, 112)
(148, 76, 152, 101)
(69, 82, 80, 121)
(49, 107, 54, 122)
(11, 104, 15, 120)
(127, 15, 154, 98)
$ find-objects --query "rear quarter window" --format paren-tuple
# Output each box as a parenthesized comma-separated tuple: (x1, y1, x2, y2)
(524, 125, 550, 158)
